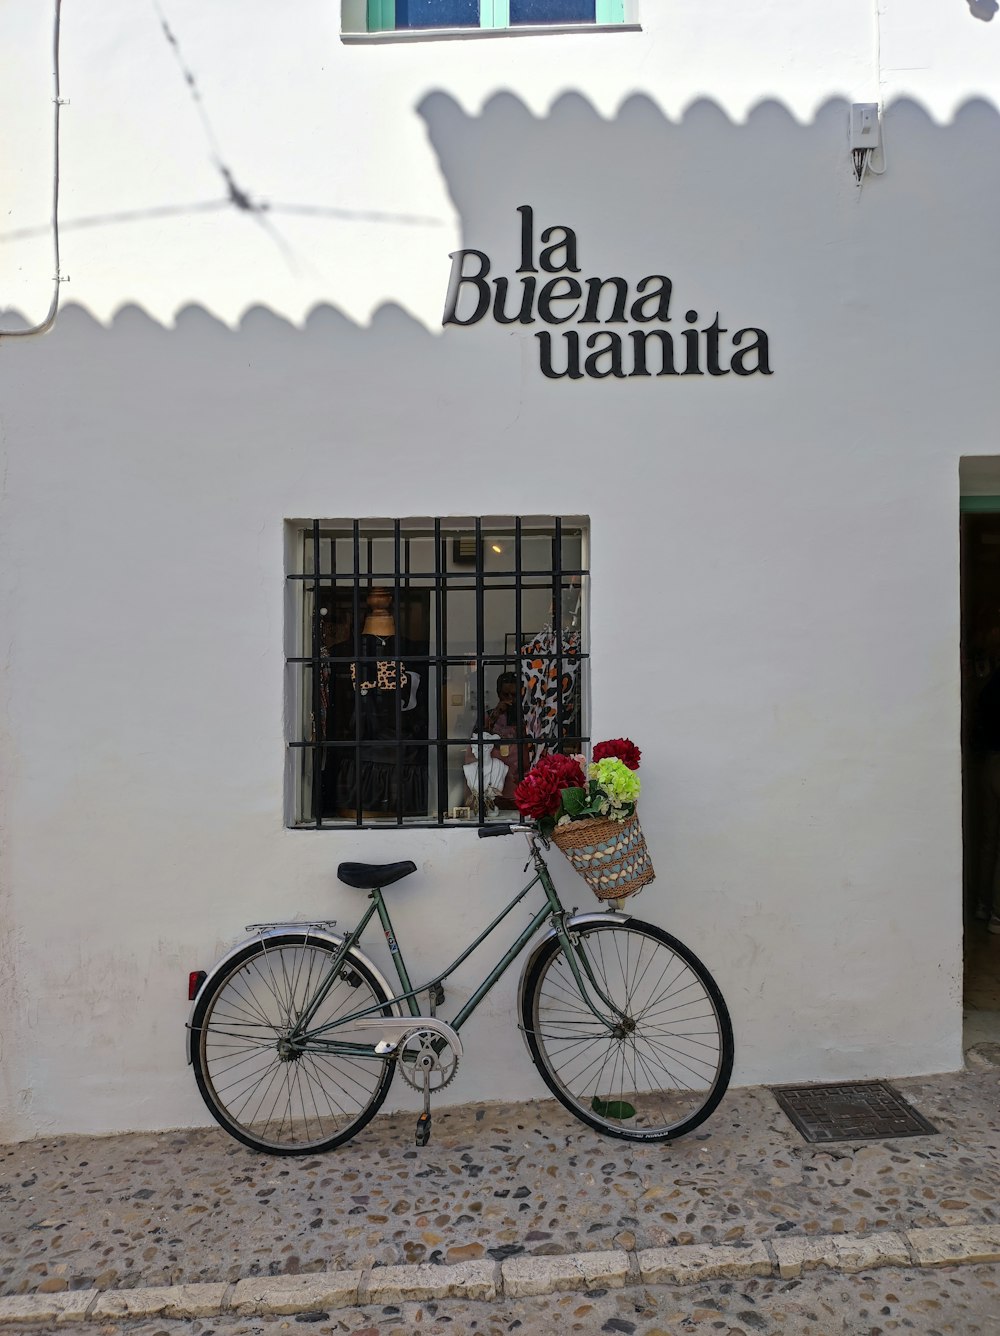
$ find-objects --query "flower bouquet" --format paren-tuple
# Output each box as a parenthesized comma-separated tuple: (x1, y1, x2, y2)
(513, 738, 655, 902)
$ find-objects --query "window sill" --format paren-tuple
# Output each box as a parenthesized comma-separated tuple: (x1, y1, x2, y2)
(289, 820, 504, 830)
(341, 22, 641, 43)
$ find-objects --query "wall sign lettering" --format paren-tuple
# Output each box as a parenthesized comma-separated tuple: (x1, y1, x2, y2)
(443, 205, 771, 380)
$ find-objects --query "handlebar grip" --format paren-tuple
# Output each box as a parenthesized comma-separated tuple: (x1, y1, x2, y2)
(477, 823, 513, 837)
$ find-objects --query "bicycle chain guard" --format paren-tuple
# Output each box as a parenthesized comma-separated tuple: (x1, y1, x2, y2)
(351, 1015, 462, 1055)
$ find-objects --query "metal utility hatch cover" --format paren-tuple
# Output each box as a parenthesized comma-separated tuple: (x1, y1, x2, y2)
(770, 1080, 939, 1143)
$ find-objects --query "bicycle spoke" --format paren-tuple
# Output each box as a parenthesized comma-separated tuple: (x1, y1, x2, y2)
(194, 939, 393, 1153)
(527, 922, 732, 1140)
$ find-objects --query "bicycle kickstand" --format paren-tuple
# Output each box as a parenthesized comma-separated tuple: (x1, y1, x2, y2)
(415, 1076, 432, 1147)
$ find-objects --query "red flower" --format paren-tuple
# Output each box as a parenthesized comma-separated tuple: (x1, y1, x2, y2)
(513, 770, 564, 820)
(538, 753, 587, 788)
(593, 737, 642, 770)
(514, 752, 586, 820)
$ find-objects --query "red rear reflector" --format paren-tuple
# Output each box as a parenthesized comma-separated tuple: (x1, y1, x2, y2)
(188, 970, 207, 1001)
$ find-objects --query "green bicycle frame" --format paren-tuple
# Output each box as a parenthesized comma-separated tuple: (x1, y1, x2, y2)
(288, 841, 626, 1056)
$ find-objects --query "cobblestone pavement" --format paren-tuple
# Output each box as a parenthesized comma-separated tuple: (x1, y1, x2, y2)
(3, 1071, 1000, 1298)
(3, 1265, 1000, 1336)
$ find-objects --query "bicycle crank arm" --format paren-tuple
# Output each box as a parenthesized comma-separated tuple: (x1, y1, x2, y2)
(352, 1016, 464, 1059)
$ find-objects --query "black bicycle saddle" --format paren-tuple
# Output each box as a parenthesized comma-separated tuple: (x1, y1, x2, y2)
(337, 860, 417, 890)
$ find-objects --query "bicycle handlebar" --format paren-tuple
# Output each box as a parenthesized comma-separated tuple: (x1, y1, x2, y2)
(477, 823, 534, 838)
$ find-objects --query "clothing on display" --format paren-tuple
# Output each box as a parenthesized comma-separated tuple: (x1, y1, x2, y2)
(319, 587, 431, 819)
(464, 691, 532, 811)
(520, 623, 582, 762)
(463, 734, 509, 813)
(331, 632, 428, 817)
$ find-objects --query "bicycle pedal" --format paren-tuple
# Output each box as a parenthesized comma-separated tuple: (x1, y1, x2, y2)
(415, 1112, 432, 1146)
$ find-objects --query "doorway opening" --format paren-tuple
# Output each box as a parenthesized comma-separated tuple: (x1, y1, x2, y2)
(959, 491, 1000, 1062)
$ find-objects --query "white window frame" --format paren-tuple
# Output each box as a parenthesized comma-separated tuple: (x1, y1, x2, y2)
(285, 516, 590, 829)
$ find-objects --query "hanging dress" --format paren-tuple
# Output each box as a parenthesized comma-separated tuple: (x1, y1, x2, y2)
(520, 624, 582, 763)
(331, 633, 429, 818)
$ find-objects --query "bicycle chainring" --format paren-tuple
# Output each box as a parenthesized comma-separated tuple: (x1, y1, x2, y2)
(397, 1030, 460, 1091)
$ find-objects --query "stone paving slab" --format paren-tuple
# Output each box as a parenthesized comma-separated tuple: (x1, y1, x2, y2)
(1, 1071, 998, 1300)
(2, 1264, 1000, 1336)
(360, 1258, 496, 1304)
(501, 1249, 629, 1297)
(906, 1224, 1000, 1267)
(3, 1227, 1000, 1325)
(89, 1282, 230, 1319)
(769, 1232, 911, 1279)
(231, 1272, 362, 1314)
(638, 1241, 772, 1284)
(0, 1293, 95, 1326)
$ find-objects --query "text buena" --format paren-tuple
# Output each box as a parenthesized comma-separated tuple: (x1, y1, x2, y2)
(443, 206, 771, 381)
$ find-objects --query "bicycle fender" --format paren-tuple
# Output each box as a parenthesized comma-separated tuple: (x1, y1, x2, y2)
(515, 909, 632, 1055)
(186, 925, 401, 1065)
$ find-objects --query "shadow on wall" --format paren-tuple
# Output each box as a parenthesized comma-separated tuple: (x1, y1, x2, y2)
(1, 93, 1000, 420)
(967, 0, 997, 21)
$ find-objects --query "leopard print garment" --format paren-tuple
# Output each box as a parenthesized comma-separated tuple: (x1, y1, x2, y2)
(520, 626, 582, 763)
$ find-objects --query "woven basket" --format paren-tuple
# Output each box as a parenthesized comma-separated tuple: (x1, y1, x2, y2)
(550, 811, 655, 902)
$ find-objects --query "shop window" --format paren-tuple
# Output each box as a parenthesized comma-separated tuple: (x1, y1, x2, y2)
(363, 0, 625, 32)
(287, 517, 589, 828)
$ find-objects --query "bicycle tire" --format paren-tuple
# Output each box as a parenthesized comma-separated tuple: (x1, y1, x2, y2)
(521, 919, 733, 1142)
(191, 933, 395, 1155)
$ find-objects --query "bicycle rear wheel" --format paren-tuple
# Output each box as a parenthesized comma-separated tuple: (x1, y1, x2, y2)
(191, 933, 394, 1155)
(521, 919, 733, 1141)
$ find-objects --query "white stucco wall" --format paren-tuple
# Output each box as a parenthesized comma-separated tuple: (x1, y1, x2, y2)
(1, 0, 996, 1140)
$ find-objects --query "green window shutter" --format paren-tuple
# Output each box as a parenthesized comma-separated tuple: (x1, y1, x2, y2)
(367, 0, 396, 31)
(595, 0, 624, 21)
(481, 1, 509, 25)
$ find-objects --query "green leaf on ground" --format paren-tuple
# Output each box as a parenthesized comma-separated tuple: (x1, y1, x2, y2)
(591, 1096, 636, 1120)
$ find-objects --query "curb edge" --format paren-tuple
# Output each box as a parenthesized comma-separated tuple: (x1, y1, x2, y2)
(1, 1225, 999, 1325)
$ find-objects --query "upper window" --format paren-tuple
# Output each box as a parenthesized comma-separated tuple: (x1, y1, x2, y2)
(363, 0, 625, 32)
(286, 517, 589, 828)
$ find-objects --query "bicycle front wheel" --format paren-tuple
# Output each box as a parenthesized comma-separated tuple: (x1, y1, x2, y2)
(191, 934, 395, 1155)
(521, 919, 733, 1142)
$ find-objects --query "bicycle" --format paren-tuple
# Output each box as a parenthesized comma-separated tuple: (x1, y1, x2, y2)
(187, 823, 734, 1154)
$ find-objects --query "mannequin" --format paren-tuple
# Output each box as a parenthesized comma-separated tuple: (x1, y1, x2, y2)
(335, 587, 427, 819)
(464, 671, 529, 812)
(361, 586, 395, 638)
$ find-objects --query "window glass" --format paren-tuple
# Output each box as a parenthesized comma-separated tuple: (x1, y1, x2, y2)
(289, 518, 589, 827)
(396, 0, 479, 27)
(441, 578, 478, 657)
(510, 0, 596, 23)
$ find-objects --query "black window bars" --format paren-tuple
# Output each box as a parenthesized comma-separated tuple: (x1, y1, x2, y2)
(287, 517, 589, 828)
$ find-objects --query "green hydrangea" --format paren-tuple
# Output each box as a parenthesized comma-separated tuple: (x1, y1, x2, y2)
(589, 757, 641, 809)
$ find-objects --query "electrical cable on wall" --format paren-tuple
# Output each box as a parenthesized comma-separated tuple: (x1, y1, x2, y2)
(853, 0, 887, 193)
(851, 98, 887, 193)
(0, 0, 65, 340)
(151, 0, 303, 271)
(866, 131, 888, 176)
(853, 131, 888, 192)
(0, 1, 442, 264)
